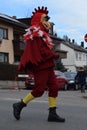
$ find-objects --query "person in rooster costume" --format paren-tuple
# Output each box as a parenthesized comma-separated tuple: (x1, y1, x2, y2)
(13, 6, 65, 122)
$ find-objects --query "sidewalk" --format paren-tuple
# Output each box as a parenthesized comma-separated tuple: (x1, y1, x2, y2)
(0, 80, 25, 89)
(0, 80, 87, 98)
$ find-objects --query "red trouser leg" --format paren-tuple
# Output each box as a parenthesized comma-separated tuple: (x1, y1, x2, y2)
(31, 70, 49, 97)
(47, 70, 59, 97)
(31, 69, 59, 97)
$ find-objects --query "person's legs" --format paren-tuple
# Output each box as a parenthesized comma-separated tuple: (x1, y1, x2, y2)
(13, 69, 65, 122)
(31, 70, 49, 97)
(13, 93, 35, 120)
(47, 70, 65, 122)
(81, 85, 85, 92)
(79, 81, 85, 93)
(48, 97, 56, 108)
(13, 70, 49, 120)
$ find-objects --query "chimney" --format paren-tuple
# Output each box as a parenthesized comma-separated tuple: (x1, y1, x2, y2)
(12, 16, 16, 19)
(81, 41, 84, 48)
(72, 39, 75, 43)
(69, 38, 71, 43)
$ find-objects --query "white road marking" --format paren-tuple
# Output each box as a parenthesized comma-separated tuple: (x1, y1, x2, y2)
(0, 97, 48, 103)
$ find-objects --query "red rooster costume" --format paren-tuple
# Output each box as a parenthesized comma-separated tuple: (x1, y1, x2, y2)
(13, 6, 65, 122)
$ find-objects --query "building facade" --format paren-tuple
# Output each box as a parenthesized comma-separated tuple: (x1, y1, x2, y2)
(57, 40, 87, 71)
(0, 13, 27, 64)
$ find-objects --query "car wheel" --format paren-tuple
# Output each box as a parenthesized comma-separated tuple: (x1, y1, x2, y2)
(64, 84, 68, 90)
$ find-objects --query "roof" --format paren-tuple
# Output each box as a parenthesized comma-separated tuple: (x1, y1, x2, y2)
(62, 40, 87, 53)
(17, 17, 31, 26)
(0, 13, 27, 28)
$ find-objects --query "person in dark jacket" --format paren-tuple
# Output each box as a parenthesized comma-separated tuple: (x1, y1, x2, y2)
(75, 67, 86, 92)
(12, 6, 65, 122)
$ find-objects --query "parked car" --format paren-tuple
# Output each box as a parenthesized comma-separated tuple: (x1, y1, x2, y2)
(64, 71, 78, 90)
(54, 70, 68, 90)
(25, 74, 34, 89)
(25, 70, 68, 90)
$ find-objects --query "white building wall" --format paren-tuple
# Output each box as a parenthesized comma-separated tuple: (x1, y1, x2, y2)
(56, 42, 87, 72)
(60, 44, 76, 72)
(75, 51, 87, 67)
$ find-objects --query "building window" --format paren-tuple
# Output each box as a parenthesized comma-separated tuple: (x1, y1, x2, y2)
(86, 54, 87, 61)
(0, 53, 8, 63)
(14, 55, 20, 64)
(13, 33, 20, 41)
(75, 52, 78, 60)
(83, 54, 86, 61)
(78, 53, 81, 61)
(20, 40, 25, 50)
(0, 27, 8, 39)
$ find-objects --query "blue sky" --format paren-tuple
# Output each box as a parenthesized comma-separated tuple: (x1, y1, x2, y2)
(0, 0, 87, 47)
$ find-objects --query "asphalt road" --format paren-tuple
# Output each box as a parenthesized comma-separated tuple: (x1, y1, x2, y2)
(0, 89, 87, 130)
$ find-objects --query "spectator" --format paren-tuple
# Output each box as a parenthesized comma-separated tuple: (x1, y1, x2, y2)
(75, 67, 86, 92)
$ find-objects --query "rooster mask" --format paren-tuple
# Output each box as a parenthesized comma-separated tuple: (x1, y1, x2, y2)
(31, 6, 51, 31)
